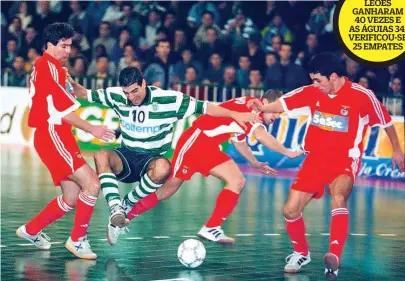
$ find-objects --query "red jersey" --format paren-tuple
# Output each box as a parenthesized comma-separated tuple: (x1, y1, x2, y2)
(191, 96, 265, 145)
(28, 52, 80, 129)
(280, 78, 392, 158)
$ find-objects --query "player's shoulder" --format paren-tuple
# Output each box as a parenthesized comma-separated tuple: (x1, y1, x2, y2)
(283, 85, 318, 97)
(148, 86, 181, 98)
(349, 82, 377, 100)
(33, 56, 51, 71)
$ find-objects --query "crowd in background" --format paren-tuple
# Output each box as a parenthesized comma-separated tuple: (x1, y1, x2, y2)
(1, 1, 403, 114)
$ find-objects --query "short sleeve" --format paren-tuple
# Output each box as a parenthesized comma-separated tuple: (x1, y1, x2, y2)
(177, 93, 208, 119)
(279, 86, 314, 114)
(361, 89, 392, 127)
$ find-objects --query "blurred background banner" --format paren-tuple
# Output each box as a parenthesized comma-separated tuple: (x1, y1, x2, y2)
(2, 86, 403, 180)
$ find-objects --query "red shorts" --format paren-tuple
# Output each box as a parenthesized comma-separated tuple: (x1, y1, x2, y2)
(171, 127, 231, 181)
(34, 124, 86, 185)
(291, 152, 361, 199)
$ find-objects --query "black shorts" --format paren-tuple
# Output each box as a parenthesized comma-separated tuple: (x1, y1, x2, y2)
(113, 146, 161, 184)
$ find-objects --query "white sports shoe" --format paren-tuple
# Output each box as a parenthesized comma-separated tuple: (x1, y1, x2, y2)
(65, 236, 97, 260)
(16, 225, 51, 250)
(109, 204, 127, 228)
(323, 252, 339, 279)
(197, 226, 235, 245)
(107, 223, 128, 245)
(284, 251, 311, 273)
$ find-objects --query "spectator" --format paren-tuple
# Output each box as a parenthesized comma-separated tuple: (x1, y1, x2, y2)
(170, 48, 203, 85)
(184, 65, 199, 85)
(143, 39, 171, 89)
(110, 27, 132, 64)
(71, 56, 87, 77)
(7, 16, 25, 50)
(139, 10, 162, 52)
(345, 58, 361, 82)
(31, 1, 57, 33)
(91, 56, 116, 89)
(68, 1, 90, 39)
(187, 1, 220, 28)
(86, 1, 110, 40)
(133, 1, 166, 20)
(218, 66, 239, 101)
(24, 47, 40, 72)
(385, 77, 403, 115)
(357, 76, 370, 89)
(236, 55, 251, 88)
(295, 33, 318, 69)
(20, 24, 42, 55)
(102, 1, 123, 25)
(72, 27, 91, 60)
(222, 8, 256, 53)
(249, 69, 264, 89)
(203, 53, 224, 85)
(16, 2, 32, 31)
(263, 34, 282, 53)
(117, 3, 143, 45)
(245, 32, 266, 73)
(117, 43, 139, 75)
(2, 56, 28, 87)
(197, 27, 227, 67)
(171, 28, 188, 62)
(261, 14, 294, 49)
(92, 22, 117, 57)
(87, 44, 116, 77)
(265, 43, 309, 90)
(265, 51, 278, 68)
(162, 11, 177, 40)
(2, 38, 18, 70)
(193, 10, 222, 49)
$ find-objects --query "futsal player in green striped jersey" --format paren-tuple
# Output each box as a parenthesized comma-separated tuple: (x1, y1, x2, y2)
(68, 66, 261, 245)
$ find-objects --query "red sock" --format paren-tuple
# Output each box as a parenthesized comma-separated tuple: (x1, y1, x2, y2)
(205, 189, 239, 228)
(285, 213, 309, 255)
(329, 208, 349, 261)
(127, 193, 159, 221)
(25, 195, 73, 235)
(70, 192, 97, 241)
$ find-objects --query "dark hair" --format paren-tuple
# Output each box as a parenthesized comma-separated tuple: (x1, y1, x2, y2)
(43, 22, 74, 49)
(308, 52, 345, 78)
(96, 55, 109, 62)
(202, 10, 214, 18)
(155, 38, 170, 47)
(262, 89, 283, 102)
(119, 66, 144, 87)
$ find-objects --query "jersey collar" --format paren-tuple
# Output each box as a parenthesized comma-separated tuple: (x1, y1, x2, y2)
(43, 52, 62, 68)
(335, 76, 351, 96)
(139, 86, 152, 106)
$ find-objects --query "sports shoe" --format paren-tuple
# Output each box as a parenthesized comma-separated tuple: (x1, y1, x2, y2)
(284, 251, 311, 273)
(197, 226, 235, 245)
(65, 236, 97, 260)
(16, 225, 51, 250)
(323, 252, 339, 279)
(109, 204, 127, 228)
(107, 223, 128, 245)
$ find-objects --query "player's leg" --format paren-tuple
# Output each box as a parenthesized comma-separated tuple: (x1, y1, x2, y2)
(65, 163, 100, 259)
(283, 189, 314, 273)
(94, 149, 126, 227)
(16, 180, 79, 250)
(126, 177, 184, 221)
(323, 173, 354, 278)
(197, 159, 245, 244)
(122, 157, 171, 213)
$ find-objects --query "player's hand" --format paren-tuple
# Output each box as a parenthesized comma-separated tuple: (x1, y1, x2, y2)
(392, 148, 405, 172)
(63, 67, 75, 84)
(231, 112, 262, 130)
(90, 125, 116, 142)
(284, 149, 305, 159)
(252, 161, 277, 176)
(247, 98, 263, 112)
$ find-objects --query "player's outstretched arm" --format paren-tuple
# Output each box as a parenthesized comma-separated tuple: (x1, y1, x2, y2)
(65, 70, 88, 99)
(232, 140, 277, 175)
(63, 112, 115, 142)
(384, 125, 405, 172)
(206, 103, 262, 129)
(253, 126, 304, 158)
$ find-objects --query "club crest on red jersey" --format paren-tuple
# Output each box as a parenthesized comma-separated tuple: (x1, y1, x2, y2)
(341, 105, 350, 116)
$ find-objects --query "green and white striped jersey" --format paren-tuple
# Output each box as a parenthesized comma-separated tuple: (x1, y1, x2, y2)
(87, 86, 207, 154)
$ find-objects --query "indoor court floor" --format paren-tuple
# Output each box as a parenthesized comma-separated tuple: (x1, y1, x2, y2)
(1, 146, 405, 281)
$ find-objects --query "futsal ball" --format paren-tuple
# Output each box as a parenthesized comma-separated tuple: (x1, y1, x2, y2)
(177, 239, 206, 268)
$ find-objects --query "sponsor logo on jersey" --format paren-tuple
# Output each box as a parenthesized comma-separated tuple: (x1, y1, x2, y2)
(120, 120, 160, 133)
(311, 111, 349, 132)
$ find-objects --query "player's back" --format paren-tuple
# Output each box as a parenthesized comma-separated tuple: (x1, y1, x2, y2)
(28, 53, 74, 130)
(192, 96, 260, 144)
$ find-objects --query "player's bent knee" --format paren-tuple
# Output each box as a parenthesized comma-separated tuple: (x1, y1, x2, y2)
(283, 204, 301, 219)
(227, 175, 246, 193)
(148, 157, 171, 184)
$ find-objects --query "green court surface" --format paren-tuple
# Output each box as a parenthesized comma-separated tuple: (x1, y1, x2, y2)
(1, 147, 405, 281)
